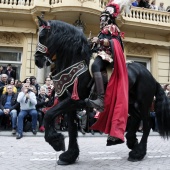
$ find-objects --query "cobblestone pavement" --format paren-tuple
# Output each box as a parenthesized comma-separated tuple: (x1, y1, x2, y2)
(0, 132, 170, 170)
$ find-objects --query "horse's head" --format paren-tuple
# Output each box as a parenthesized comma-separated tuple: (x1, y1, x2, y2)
(34, 16, 54, 68)
(35, 16, 91, 71)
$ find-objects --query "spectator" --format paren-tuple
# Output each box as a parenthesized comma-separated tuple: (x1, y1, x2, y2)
(77, 109, 87, 135)
(0, 85, 19, 134)
(59, 114, 68, 131)
(14, 79, 18, 86)
(138, 0, 150, 8)
(158, 2, 165, 11)
(132, 0, 140, 7)
(165, 84, 170, 96)
(150, 0, 158, 10)
(150, 97, 158, 132)
(2, 77, 17, 94)
(36, 87, 50, 132)
(88, 108, 103, 135)
(23, 77, 37, 94)
(166, 6, 170, 12)
(30, 76, 40, 96)
(16, 83, 38, 139)
(88, 108, 97, 135)
(0, 65, 5, 75)
(41, 76, 54, 96)
(8, 77, 15, 85)
(0, 74, 8, 87)
(15, 80, 22, 93)
(4, 64, 16, 80)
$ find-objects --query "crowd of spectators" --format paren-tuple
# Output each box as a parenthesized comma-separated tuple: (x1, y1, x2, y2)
(0, 64, 100, 139)
(132, 0, 170, 12)
(1, 63, 169, 137)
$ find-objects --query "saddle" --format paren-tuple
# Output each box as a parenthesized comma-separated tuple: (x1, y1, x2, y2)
(88, 54, 134, 99)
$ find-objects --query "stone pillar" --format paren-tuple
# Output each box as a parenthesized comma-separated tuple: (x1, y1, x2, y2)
(36, 68, 45, 85)
(45, 66, 51, 77)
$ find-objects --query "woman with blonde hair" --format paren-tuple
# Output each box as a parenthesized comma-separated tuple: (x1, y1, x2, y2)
(2, 77, 17, 94)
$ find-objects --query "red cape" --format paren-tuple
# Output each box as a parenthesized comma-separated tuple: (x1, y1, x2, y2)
(91, 39, 128, 141)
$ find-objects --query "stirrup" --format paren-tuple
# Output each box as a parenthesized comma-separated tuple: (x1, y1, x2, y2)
(85, 98, 104, 112)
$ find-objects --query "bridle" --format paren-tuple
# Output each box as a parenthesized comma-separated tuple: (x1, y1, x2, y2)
(36, 21, 53, 64)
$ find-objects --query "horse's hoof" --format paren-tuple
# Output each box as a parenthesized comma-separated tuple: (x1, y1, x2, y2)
(128, 157, 143, 162)
(57, 159, 70, 165)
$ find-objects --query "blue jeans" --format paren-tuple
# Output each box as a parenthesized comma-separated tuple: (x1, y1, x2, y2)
(17, 109, 37, 135)
(0, 109, 17, 129)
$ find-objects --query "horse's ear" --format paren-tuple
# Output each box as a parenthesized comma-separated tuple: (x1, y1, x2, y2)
(37, 16, 47, 27)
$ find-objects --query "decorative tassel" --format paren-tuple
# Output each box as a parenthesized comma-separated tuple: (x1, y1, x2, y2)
(71, 77, 80, 100)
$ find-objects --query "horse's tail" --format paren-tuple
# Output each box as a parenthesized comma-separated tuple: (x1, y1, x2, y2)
(155, 82, 170, 138)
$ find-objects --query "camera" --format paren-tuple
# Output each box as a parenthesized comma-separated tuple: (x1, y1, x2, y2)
(25, 88, 32, 103)
(27, 88, 33, 93)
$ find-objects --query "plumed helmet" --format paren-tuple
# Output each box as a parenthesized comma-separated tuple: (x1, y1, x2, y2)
(105, 0, 120, 18)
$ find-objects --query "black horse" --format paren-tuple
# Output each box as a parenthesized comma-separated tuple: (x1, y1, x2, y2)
(34, 17, 170, 165)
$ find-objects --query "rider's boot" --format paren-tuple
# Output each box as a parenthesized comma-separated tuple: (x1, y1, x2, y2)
(86, 72, 104, 112)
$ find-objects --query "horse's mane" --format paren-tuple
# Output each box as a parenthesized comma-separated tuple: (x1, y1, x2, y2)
(48, 20, 91, 72)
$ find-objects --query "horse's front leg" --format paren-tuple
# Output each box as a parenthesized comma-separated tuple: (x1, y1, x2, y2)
(128, 110, 151, 162)
(44, 98, 73, 152)
(58, 111, 79, 165)
(44, 114, 65, 152)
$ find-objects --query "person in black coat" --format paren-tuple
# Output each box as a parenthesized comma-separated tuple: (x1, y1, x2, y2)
(0, 85, 19, 134)
(4, 64, 16, 80)
(138, 0, 150, 8)
(30, 76, 40, 96)
(36, 87, 50, 132)
(0, 74, 8, 87)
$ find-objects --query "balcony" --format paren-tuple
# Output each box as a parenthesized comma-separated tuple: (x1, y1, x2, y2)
(120, 7, 170, 36)
(0, 0, 110, 34)
(0, 0, 108, 14)
(0, 1, 170, 37)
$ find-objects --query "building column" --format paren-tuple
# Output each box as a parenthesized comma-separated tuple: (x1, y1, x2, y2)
(45, 66, 51, 77)
(36, 68, 45, 85)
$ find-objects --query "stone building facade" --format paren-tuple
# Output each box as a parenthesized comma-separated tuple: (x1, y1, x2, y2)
(0, 0, 170, 84)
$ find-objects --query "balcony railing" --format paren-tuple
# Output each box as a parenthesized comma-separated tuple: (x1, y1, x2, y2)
(0, 0, 33, 6)
(0, 0, 109, 8)
(1, 1, 170, 25)
(122, 7, 170, 24)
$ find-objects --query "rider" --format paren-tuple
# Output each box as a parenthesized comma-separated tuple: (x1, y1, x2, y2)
(86, 0, 129, 145)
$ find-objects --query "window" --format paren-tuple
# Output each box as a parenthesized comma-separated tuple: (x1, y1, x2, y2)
(0, 47, 22, 80)
(127, 57, 151, 71)
(0, 52, 21, 61)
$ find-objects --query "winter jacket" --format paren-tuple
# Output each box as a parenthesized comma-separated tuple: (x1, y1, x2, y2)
(0, 92, 19, 111)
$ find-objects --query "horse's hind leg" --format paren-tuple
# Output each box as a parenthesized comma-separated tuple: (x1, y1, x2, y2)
(128, 105, 151, 162)
(58, 111, 79, 165)
(126, 105, 140, 150)
(126, 104, 141, 150)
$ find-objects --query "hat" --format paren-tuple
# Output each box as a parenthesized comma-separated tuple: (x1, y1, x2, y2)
(105, 0, 120, 18)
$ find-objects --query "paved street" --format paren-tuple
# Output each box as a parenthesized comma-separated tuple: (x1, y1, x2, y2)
(0, 132, 170, 170)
